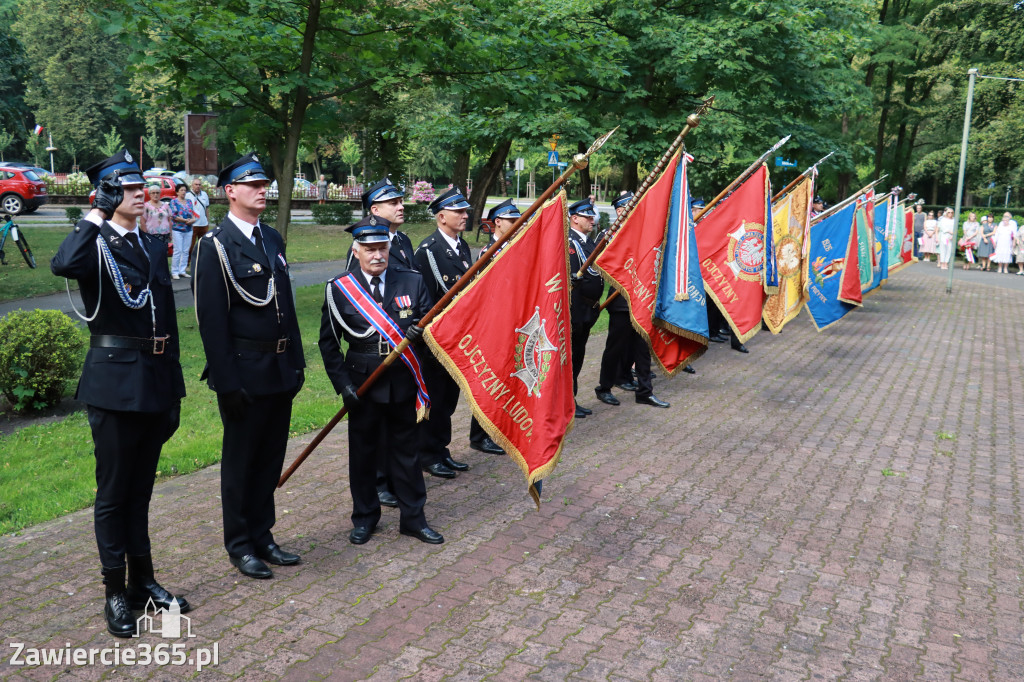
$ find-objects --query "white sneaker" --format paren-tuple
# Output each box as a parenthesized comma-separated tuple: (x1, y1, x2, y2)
(181, 273, 191, 278)
(172, 274, 180, 280)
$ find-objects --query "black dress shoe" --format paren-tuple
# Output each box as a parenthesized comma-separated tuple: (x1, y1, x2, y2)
(104, 592, 137, 638)
(470, 437, 505, 455)
(443, 456, 469, 472)
(377, 490, 399, 507)
(257, 543, 301, 566)
(616, 381, 638, 392)
(595, 389, 620, 406)
(230, 554, 273, 579)
(126, 554, 192, 613)
(636, 395, 670, 408)
(710, 334, 728, 343)
(731, 343, 749, 353)
(574, 405, 587, 418)
(349, 526, 374, 545)
(400, 526, 445, 544)
(576, 402, 592, 415)
(423, 462, 457, 478)
(683, 365, 696, 374)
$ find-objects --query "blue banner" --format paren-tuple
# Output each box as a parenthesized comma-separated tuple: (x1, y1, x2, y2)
(654, 154, 709, 342)
(805, 203, 858, 330)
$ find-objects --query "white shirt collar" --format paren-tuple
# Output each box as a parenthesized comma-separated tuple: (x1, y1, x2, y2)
(362, 269, 386, 288)
(439, 229, 462, 252)
(228, 211, 258, 240)
(570, 228, 590, 243)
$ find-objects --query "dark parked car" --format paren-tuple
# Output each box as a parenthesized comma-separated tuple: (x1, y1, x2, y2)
(0, 165, 49, 214)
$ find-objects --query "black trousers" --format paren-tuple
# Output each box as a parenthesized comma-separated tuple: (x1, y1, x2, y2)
(349, 397, 427, 531)
(598, 312, 655, 398)
(469, 417, 488, 445)
(218, 391, 292, 558)
(418, 355, 459, 467)
(87, 406, 173, 569)
(571, 321, 596, 396)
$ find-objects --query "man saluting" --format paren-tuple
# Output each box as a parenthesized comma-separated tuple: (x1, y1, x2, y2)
(320, 215, 443, 545)
(51, 149, 188, 636)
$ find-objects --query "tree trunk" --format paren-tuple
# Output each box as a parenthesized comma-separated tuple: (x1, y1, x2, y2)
(576, 141, 591, 200)
(837, 113, 852, 198)
(451, 149, 470, 190)
(873, 63, 896, 180)
(468, 139, 512, 226)
(621, 160, 638, 192)
(272, 0, 320, 242)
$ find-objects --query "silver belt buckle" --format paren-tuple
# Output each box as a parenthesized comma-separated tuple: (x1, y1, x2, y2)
(275, 338, 288, 354)
(377, 339, 390, 356)
(152, 337, 167, 355)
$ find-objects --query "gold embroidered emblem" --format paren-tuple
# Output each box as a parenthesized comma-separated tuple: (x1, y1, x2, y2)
(254, 263, 262, 273)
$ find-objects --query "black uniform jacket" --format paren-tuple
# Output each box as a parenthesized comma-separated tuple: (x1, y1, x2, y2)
(319, 267, 432, 404)
(193, 217, 305, 396)
(569, 230, 605, 327)
(345, 230, 418, 273)
(51, 219, 185, 412)
(414, 229, 473, 304)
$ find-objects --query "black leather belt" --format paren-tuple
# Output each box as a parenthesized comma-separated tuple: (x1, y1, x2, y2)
(580, 296, 600, 308)
(234, 336, 290, 353)
(348, 339, 392, 356)
(91, 334, 168, 355)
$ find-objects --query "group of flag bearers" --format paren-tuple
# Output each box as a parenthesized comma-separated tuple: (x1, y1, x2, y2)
(54, 110, 916, 637)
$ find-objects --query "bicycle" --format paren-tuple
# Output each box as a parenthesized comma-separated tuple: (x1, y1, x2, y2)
(0, 213, 37, 268)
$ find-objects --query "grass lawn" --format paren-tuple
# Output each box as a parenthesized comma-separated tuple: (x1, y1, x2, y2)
(0, 284, 344, 535)
(0, 221, 455, 303)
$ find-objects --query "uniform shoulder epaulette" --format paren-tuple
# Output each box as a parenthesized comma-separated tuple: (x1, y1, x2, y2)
(392, 265, 423, 278)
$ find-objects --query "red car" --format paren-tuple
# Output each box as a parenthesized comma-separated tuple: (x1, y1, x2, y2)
(0, 166, 49, 214)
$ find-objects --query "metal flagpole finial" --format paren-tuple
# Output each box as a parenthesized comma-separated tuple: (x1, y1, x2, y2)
(768, 134, 793, 155)
(574, 126, 618, 170)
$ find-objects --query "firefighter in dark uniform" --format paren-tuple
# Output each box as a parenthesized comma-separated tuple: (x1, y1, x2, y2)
(414, 187, 473, 478)
(594, 192, 671, 408)
(568, 198, 603, 418)
(193, 153, 306, 580)
(465, 198, 523, 456)
(347, 177, 418, 508)
(319, 216, 444, 545)
(51, 149, 189, 637)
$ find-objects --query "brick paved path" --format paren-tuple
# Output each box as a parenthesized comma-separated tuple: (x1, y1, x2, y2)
(2, 264, 1023, 680)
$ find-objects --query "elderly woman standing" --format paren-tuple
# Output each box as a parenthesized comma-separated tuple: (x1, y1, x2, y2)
(141, 183, 172, 248)
(168, 182, 196, 280)
(937, 207, 956, 269)
(977, 215, 996, 270)
(960, 212, 980, 270)
(992, 212, 1016, 274)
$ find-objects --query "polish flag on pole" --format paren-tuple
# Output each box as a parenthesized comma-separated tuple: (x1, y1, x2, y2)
(33, 125, 43, 136)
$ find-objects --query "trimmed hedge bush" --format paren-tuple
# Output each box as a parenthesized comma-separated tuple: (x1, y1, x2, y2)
(0, 309, 85, 411)
(65, 207, 83, 224)
(404, 202, 432, 224)
(310, 202, 354, 225)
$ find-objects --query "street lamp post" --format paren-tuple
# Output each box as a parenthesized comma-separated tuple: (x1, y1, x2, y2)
(946, 68, 978, 294)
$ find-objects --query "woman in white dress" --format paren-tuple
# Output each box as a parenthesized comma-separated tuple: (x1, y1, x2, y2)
(991, 212, 1016, 274)
(936, 207, 956, 269)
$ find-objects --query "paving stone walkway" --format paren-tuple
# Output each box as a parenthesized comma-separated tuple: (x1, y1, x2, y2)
(2, 263, 1023, 680)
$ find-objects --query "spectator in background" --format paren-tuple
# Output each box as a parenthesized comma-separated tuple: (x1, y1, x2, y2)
(1008, 212, 1024, 275)
(991, 211, 1015, 274)
(912, 203, 926, 260)
(960, 212, 980, 270)
(937, 207, 956, 270)
(920, 210, 938, 262)
(141, 183, 172, 248)
(186, 178, 210, 265)
(318, 174, 327, 205)
(977, 214, 995, 271)
(168, 182, 195, 280)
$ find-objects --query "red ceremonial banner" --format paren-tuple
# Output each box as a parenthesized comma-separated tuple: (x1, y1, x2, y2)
(424, 192, 574, 505)
(595, 151, 705, 375)
(695, 165, 771, 342)
(838, 201, 864, 306)
(897, 207, 914, 271)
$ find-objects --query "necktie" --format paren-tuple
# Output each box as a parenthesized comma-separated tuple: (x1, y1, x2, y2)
(370, 276, 384, 305)
(123, 231, 148, 266)
(252, 226, 266, 258)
